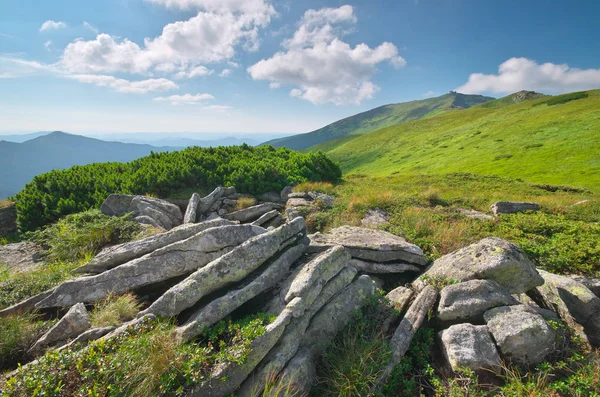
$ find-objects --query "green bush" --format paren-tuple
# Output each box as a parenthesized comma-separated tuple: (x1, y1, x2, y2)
(13, 145, 341, 232)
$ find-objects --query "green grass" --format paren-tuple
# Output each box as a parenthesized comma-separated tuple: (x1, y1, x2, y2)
(0, 200, 12, 209)
(90, 293, 141, 328)
(325, 89, 600, 192)
(0, 312, 55, 371)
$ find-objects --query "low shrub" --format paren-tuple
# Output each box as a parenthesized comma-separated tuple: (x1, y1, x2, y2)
(90, 293, 141, 328)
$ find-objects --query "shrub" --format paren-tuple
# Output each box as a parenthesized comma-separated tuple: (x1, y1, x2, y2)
(90, 293, 141, 328)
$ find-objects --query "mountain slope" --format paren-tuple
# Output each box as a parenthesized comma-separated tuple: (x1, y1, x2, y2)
(263, 92, 495, 151)
(0, 132, 175, 198)
(326, 89, 600, 191)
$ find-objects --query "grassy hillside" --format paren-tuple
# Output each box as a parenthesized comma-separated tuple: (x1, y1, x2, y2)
(263, 92, 494, 151)
(326, 89, 600, 191)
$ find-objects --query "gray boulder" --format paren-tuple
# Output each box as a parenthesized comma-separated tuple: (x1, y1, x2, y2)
(437, 279, 519, 322)
(308, 192, 334, 208)
(288, 192, 311, 199)
(251, 209, 280, 227)
(101, 194, 183, 230)
(361, 209, 390, 228)
(37, 224, 265, 309)
(225, 203, 285, 223)
(0, 242, 45, 275)
(0, 288, 55, 317)
(281, 186, 293, 202)
(133, 215, 163, 228)
(484, 305, 556, 365)
(74, 218, 237, 274)
(439, 324, 501, 372)
(308, 226, 427, 266)
(457, 208, 494, 221)
(183, 193, 201, 223)
(56, 326, 116, 351)
(29, 303, 91, 354)
(349, 258, 420, 274)
(491, 201, 540, 216)
(381, 286, 413, 334)
(287, 198, 311, 208)
(416, 237, 543, 294)
(279, 348, 316, 394)
(567, 275, 600, 297)
(197, 186, 235, 215)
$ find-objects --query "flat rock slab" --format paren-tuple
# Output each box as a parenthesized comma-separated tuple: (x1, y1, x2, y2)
(0, 242, 45, 274)
(491, 201, 540, 216)
(349, 259, 420, 274)
(287, 198, 312, 208)
(308, 226, 427, 266)
(439, 323, 501, 372)
(29, 303, 91, 354)
(416, 237, 543, 294)
(457, 208, 494, 221)
(567, 275, 600, 297)
(361, 209, 390, 228)
(225, 203, 284, 223)
(101, 194, 183, 230)
(183, 193, 201, 224)
(484, 305, 556, 365)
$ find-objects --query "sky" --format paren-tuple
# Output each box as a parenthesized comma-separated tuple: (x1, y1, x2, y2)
(1, 0, 600, 135)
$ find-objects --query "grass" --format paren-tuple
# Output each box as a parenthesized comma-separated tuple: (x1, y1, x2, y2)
(0, 199, 13, 209)
(0, 312, 54, 371)
(236, 196, 258, 210)
(325, 89, 600, 192)
(90, 293, 141, 328)
(294, 181, 336, 195)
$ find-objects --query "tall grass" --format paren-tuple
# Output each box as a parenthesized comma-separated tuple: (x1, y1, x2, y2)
(90, 293, 141, 328)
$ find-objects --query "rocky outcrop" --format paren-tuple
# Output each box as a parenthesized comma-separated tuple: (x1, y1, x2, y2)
(183, 193, 201, 223)
(490, 201, 540, 216)
(225, 203, 285, 223)
(349, 258, 420, 274)
(29, 303, 91, 355)
(309, 226, 427, 266)
(0, 242, 45, 274)
(381, 286, 413, 334)
(56, 326, 116, 351)
(439, 324, 501, 372)
(0, 204, 17, 236)
(101, 194, 183, 230)
(416, 237, 544, 294)
(567, 275, 600, 297)
(361, 209, 390, 228)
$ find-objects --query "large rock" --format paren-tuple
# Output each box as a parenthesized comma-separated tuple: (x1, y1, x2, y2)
(484, 305, 556, 365)
(308, 226, 427, 266)
(0, 288, 54, 317)
(197, 186, 236, 215)
(56, 326, 116, 351)
(278, 348, 316, 394)
(37, 224, 265, 308)
(308, 192, 334, 208)
(139, 218, 306, 318)
(0, 242, 45, 274)
(567, 275, 600, 297)
(361, 209, 390, 229)
(281, 186, 293, 202)
(381, 286, 413, 334)
(437, 279, 519, 322)
(457, 208, 494, 221)
(535, 270, 600, 346)
(349, 258, 420, 274)
(225, 203, 285, 223)
(0, 204, 17, 236)
(490, 201, 540, 216)
(29, 303, 91, 354)
(73, 218, 237, 274)
(287, 198, 311, 207)
(183, 193, 201, 223)
(251, 209, 280, 227)
(101, 194, 183, 230)
(439, 324, 501, 372)
(416, 237, 543, 294)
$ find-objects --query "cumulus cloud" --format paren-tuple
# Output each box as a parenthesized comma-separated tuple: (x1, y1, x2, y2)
(40, 20, 67, 32)
(248, 5, 405, 105)
(154, 93, 215, 104)
(68, 74, 178, 94)
(457, 57, 600, 95)
(219, 69, 232, 77)
(176, 65, 213, 79)
(83, 21, 99, 34)
(44, 40, 52, 51)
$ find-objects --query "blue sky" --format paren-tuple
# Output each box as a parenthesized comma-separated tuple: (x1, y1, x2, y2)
(1, 0, 599, 135)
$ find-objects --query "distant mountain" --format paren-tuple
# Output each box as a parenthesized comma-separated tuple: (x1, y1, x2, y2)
(0, 131, 52, 143)
(262, 92, 495, 151)
(0, 131, 176, 199)
(113, 136, 261, 147)
(84, 132, 294, 146)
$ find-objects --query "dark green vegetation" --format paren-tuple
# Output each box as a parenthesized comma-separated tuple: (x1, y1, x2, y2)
(0, 312, 55, 371)
(263, 92, 494, 151)
(14, 145, 341, 231)
(0, 131, 176, 200)
(2, 314, 272, 396)
(323, 90, 600, 191)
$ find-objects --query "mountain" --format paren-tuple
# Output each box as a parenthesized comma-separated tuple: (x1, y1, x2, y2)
(324, 89, 600, 191)
(262, 92, 495, 151)
(0, 131, 53, 143)
(84, 132, 294, 146)
(0, 131, 176, 199)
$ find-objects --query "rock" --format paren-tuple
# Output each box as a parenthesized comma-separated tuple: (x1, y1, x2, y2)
(308, 226, 427, 266)
(349, 258, 420, 274)
(439, 324, 501, 372)
(197, 187, 227, 215)
(567, 275, 600, 297)
(139, 218, 306, 318)
(0, 288, 55, 317)
(361, 209, 390, 228)
(437, 280, 519, 322)
(373, 285, 438, 390)
(0, 204, 17, 236)
(573, 200, 590, 206)
(134, 215, 162, 228)
(0, 242, 45, 274)
(259, 191, 282, 203)
(183, 193, 201, 223)
(56, 326, 116, 351)
(101, 194, 183, 230)
(133, 196, 183, 226)
(37, 224, 265, 309)
(484, 305, 556, 365)
(264, 213, 285, 229)
(29, 303, 91, 354)
(279, 348, 316, 394)
(225, 203, 285, 223)
(308, 192, 334, 208)
(457, 208, 494, 221)
(381, 287, 413, 334)
(490, 201, 540, 216)
(287, 198, 311, 207)
(286, 208, 302, 221)
(288, 192, 311, 199)
(74, 218, 237, 274)
(416, 237, 543, 294)
(281, 186, 293, 202)
(535, 270, 600, 346)
(175, 241, 308, 342)
(99, 314, 156, 342)
(251, 209, 280, 227)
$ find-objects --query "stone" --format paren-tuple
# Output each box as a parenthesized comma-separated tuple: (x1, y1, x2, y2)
(175, 241, 308, 342)
(37, 224, 265, 308)
(349, 258, 420, 274)
(139, 218, 306, 318)
(56, 326, 116, 351)
(484, 305, 556, 365)
(567, 275, 600, 297)
(439, 324, 501, 372)
(381, 287, 414, 334)
(288, 192, 311, 199)
(73, 218, 237, 274)
(134, 215, 162, 228)
(573, 200, 591, 206)
(225, 203, 285, 223)
(457, 208, 494, 221)
(281, 186, 293, 202)
(361, 209, 390, 228)
(29, 303, 91, 354)
(490, 201, 540, 216)
(101, 194, 183, 230)
(0, 204, 17, 236)
(286, 208, 302, 221)
(0, 289, 55, 317)
(251, 209, 280, 227)
(183, 193, 201, 223)
(535, 270, 600, 346)
(287, 198, 312, 207)
(308, 226, 427, 266)
(437, 279, 519, 322)
(415, 237, 543, 294)
(279, 348, 316, 394)
(197, 187, 227, 215)
(0, 242, 45, 274)
(259, 191, 283, 203)
(264, 213, 285, 229)
(133, 196, 183, 226)
(308, 192, 334, 208)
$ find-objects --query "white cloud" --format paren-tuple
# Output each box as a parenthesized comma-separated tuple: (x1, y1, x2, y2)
(144, 0, 276, 23)
(457, 57, 600, 95)
(69, 74, 178, 94)
(219, 68, 232, 77)
(83, 21, 99, 34)
(248, 5, 405, 105)
(44, 40, 52, 51)
(154, 93, 215, 104)
(40, 20, 67, 32)
(176, 65, 213, 79)
(203, 104, 232, 111)
(269, 82, 280, 89)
